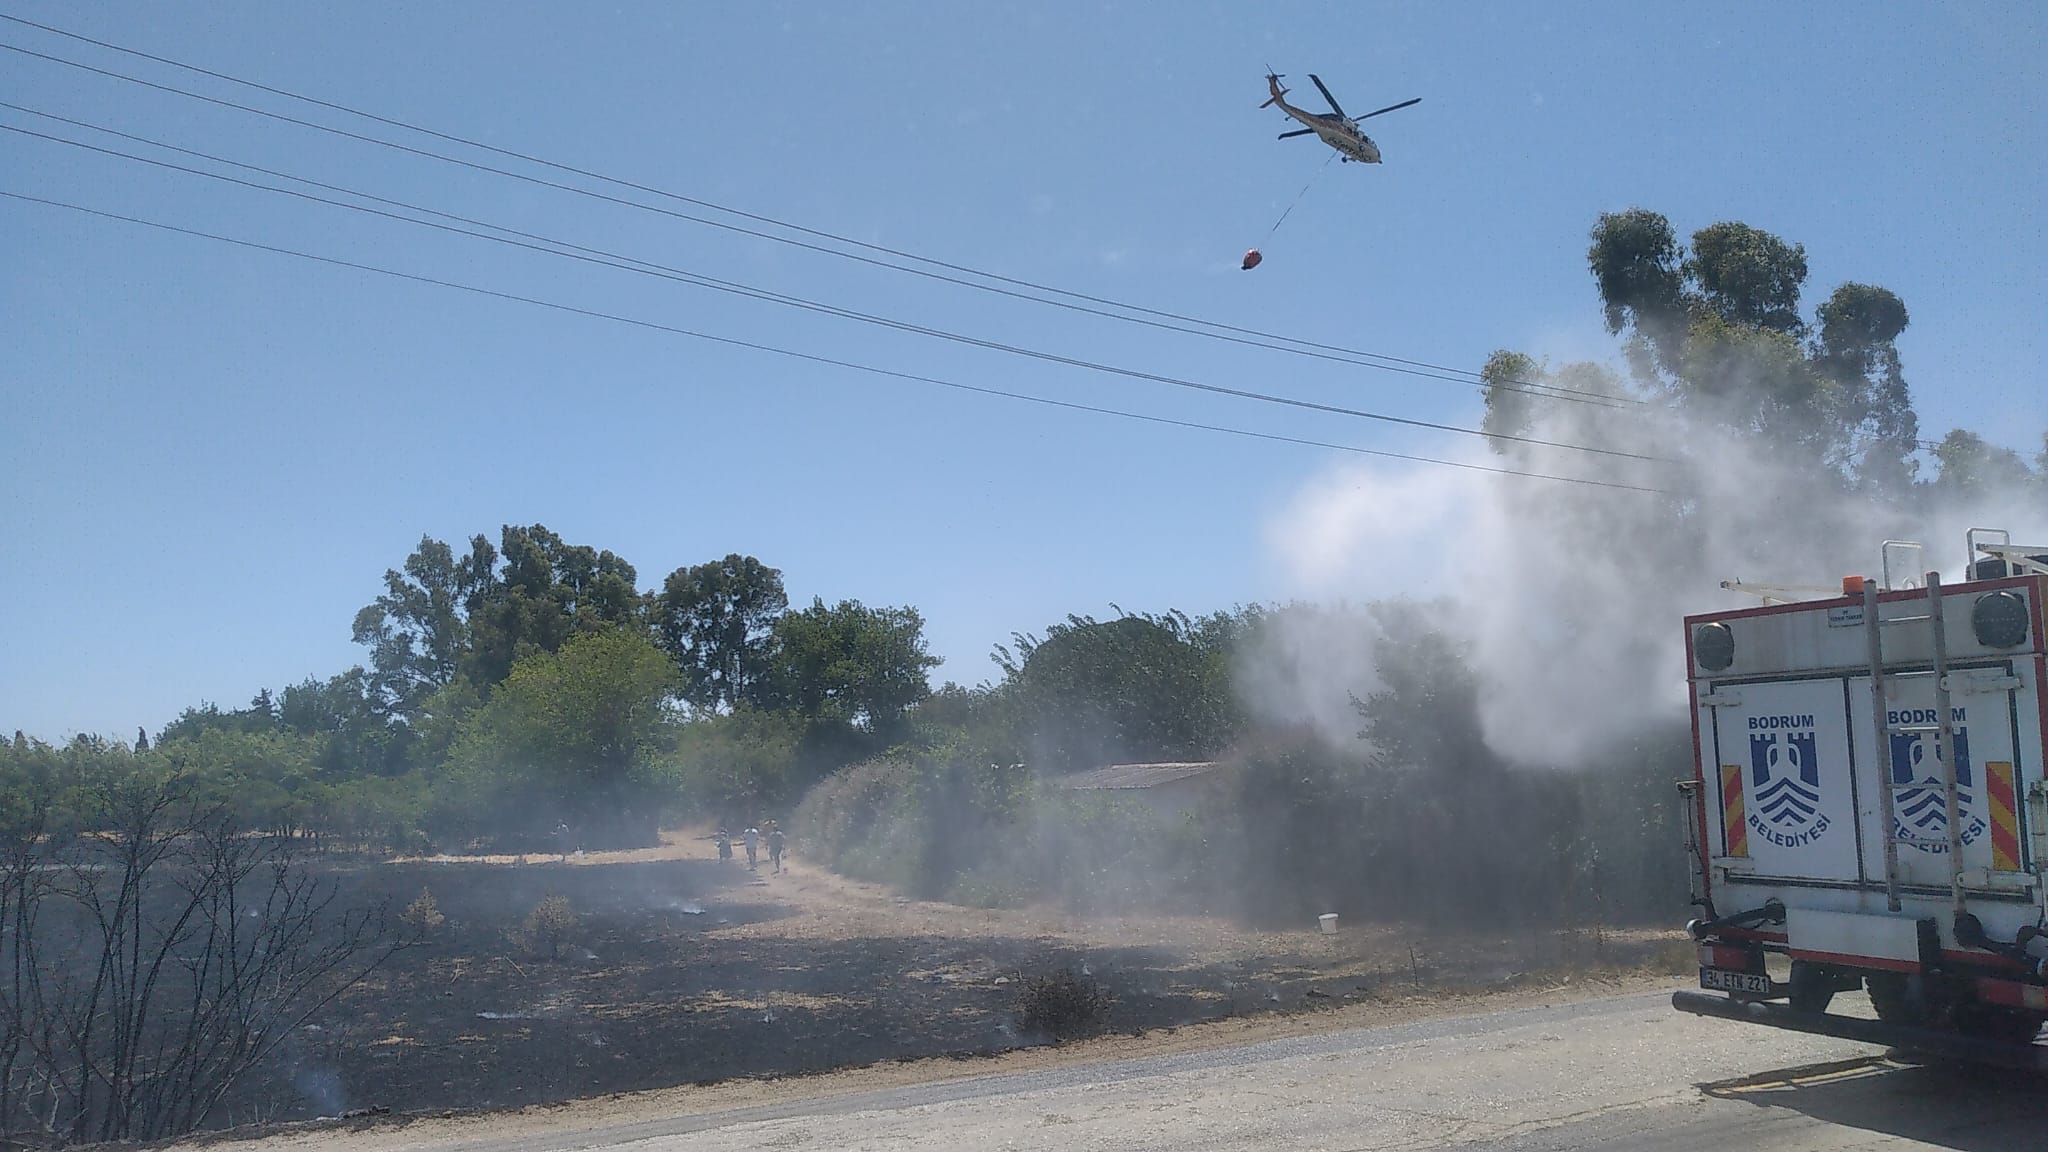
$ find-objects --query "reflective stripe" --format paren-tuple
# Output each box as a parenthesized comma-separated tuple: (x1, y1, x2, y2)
(1721, 763, 1749, 857)
(1975, 976, 2048, 1011)
(1986, 760, 2021, 872)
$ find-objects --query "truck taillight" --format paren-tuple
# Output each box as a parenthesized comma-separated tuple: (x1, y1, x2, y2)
(1972, 591, 2029, 649)
(1694, 622, 1735, 671)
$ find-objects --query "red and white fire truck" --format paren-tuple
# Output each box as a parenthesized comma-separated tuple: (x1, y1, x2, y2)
(1673, 530, 2048, 1065)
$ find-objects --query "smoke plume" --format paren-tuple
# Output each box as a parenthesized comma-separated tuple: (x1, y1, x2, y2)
(1249, 382, 2045, 768)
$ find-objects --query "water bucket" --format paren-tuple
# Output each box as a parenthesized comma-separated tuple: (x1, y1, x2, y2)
(1318, 913, 1339, 935)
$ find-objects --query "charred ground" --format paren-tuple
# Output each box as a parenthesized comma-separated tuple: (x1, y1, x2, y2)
(251, 832, 1686, 1124)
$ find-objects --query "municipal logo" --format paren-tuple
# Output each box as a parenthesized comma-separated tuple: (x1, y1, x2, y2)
(1747, 714, 1831, 848)
(1888, 709, 1986, 852)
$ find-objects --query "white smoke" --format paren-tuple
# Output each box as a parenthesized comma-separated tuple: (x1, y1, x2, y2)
(1247, 380, 2046, 768)
(1232, 599, 1389, 752)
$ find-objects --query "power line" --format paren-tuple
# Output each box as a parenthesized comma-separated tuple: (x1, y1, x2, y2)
(0, 21, 1632, 410)
(0, 35, 1607, 412)
(0, 115, 1663, 464)
(0, 188, 1669, 496)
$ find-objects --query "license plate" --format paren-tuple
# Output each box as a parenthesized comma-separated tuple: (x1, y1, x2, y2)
(1700, 967, 1772, 995)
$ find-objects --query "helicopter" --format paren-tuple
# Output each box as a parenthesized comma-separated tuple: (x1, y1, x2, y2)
(1262, 72, 1419, 164)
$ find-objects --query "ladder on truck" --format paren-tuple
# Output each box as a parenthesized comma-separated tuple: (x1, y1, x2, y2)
(1860, 548, 1967, 916)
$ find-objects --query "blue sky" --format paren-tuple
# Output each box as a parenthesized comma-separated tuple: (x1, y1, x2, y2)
(4, 2, 2043, 739)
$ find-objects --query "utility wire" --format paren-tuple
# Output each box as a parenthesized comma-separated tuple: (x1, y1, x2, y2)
(0, 117, 1663, 463)
(0, 21, 1634, 409)
(0, 189, 1670, 495)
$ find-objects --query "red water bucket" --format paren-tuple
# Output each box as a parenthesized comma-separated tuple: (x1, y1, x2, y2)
(1241, 248, 1263, 270)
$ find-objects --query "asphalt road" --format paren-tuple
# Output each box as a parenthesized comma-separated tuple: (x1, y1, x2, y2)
(282, 989, 2048, 1151)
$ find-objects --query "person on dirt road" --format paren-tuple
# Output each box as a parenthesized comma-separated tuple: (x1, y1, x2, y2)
(768, 824, 786, 873)
(716, 827, 732, 863)
(743, 826, 759, 870)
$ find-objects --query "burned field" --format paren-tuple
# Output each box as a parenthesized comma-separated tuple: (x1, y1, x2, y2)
(250, 836, 1686, 1123)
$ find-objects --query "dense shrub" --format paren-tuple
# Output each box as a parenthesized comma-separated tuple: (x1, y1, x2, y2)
(792, 721, 1691, 931)
(521, 894, 577, 961)
(1016, 967, 1114, 1041)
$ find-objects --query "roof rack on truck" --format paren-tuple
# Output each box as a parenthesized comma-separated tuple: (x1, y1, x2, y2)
(1970, 527, 2048, 580)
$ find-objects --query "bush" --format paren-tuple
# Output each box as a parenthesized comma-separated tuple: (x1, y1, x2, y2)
(521, 894, 576, 960)
(946, 862, 1033, 909)
(669, 706, 804, 818)
(1016, 966, 1113, 1041)
(791, 754, 919, 868)
(401, 887, 445, 935)
(788, 719, 1693, 933)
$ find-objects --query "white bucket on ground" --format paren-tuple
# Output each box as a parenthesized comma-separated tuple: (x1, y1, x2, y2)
(1318, 913, 1339, 935)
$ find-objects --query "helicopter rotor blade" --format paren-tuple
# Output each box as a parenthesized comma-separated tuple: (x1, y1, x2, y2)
(1307, 74, 1347, 118)
(1355, 97, 1422, 121)
(1277, 128, 1316, 139)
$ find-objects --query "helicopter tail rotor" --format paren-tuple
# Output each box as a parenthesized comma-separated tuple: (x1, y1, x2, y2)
(1261, 69, 1289, 108)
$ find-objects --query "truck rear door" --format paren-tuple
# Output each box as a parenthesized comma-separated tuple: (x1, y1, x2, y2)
(1847, 665, 2029, 888)
(1706, 677, 1863, 884)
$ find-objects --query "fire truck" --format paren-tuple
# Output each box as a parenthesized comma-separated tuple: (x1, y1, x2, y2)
(1672, 530, 2048, 1066)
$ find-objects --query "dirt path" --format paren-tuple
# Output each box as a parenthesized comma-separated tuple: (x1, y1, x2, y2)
(470, 827, 1679, 977)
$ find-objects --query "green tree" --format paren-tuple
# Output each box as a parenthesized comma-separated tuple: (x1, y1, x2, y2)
(1586, 207, 1690, 378)
(1930, 429, 2036, 501)
(1479, 354, 1632, 450)
(668, 706, 804, 818)
(1687, 221, 1807, 334)
(279, 668, 410, 776)
(445, 628, 677, 846)
(651, 555, 787, 711)
(1681, 313, 1830, 461)
(152, 727, 321, 836)
(912, 682, 1004, 746)
(993, 609, 1243, 773)
(1811, 283, 1918, 488)
(156, 695, 283, 743)
(1479, 350, 1542, 443)
(1500, 209, 1923, 494)
(1352, 602, 1501, 780)
(760, 599, 939, 741)
(351, 534, 499, 715)
(460, 525, 643, 689)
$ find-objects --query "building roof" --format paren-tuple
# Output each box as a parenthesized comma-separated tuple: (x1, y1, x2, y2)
(1059, 762, 1226, 790)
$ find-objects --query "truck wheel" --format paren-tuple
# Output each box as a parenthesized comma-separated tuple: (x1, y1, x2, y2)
(1959, 1005, 2044, 1044)
(1865, 974, 1920, 1025)
(1787, 961, 1835, 1013)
